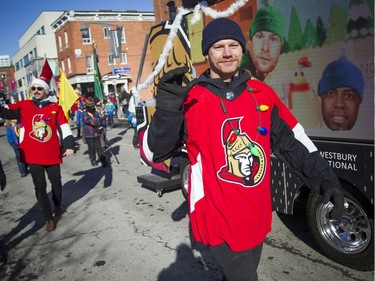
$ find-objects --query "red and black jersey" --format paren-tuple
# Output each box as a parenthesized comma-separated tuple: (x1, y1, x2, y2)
(7, 99, 74, 165)
(144, 70, 337, 252)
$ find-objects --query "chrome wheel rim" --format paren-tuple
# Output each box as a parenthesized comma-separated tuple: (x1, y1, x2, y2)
(316, 198, 371, 254)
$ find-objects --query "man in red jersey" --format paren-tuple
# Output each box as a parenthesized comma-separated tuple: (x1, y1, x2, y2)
(142, 18, 346, 280)
(0, 78, 75, 231)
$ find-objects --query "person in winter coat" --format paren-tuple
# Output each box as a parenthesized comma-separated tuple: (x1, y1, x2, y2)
(75, 99, 85, 138)
(0, 78, 75, 232)
(6, 119, 28, 177)
(104, 99, 116, 128)
(81, 98, 108, 167)
(142, 18, 345, 281)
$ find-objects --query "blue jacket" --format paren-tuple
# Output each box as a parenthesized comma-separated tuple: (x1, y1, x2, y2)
(7, 123, 19, 146)
(82, 110, 106, 139)
(105, 102, 116, 116)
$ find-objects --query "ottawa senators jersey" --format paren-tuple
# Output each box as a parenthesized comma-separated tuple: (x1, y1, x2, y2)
(7, 100, 72, 165)
(185, 78, 304, 251)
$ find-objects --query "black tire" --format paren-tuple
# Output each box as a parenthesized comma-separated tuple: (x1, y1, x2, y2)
(180, 157, 190, 200)
(307, 181, 374, 271)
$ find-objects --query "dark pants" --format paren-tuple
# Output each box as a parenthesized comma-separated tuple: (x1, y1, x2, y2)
(210, 242, 263, 281)
(29, 164, 62, 220)
(76, 126, 81, 138)
(11, 144, 28, 175)
(86, 137, 105, 162)
(132, 127, 139, 149)
(107, 115, 114, 128)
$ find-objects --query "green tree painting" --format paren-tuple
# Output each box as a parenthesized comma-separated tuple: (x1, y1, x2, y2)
(302, 19, 319, 48)
(324, 3, 348, 44)
(287, 7, 304, 51)
(316, 16, 327, 46)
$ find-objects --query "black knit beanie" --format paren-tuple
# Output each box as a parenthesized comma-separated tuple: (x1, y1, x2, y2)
(201, 18, 246, 56)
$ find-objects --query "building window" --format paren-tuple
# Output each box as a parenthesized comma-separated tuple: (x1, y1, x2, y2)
(29, 51, 34, 62)
(120, 53, 127, 64)
(23, 55, 30, 67)
(86, 54, 93, 73)
(82, 28, 91, 44)
(26, 73, 33, 85)
(121, 27, 126, 43)
(58, 35, 62, 51)
(33, 48, 37, 59)
(103, 26, 110, 39)
(17, 79, 22, 88)
(61, 60, 65, 73)
(108, 54, 116, 65)
(67, 57, 72, 74)
(167, 1, 177, 19)
(15, 62, 20, 71)
(41, 26, 45, 35)
(64, 31, 69, 48)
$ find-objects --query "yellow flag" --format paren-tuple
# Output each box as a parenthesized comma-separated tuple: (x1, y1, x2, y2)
(58, 68, 79, 121)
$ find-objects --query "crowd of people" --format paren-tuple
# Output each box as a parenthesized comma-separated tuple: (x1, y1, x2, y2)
(0, 78, 137, 231)
(0, 80, 139, 265)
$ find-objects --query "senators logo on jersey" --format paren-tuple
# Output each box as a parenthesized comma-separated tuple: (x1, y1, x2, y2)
(218, 117, 266, 187)
(30, 114, 52, 142)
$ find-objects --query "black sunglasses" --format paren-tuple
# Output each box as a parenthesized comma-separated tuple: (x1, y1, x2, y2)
(31, 86, 44, 91)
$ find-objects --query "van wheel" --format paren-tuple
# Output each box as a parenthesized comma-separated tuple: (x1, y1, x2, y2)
(180, 158, 190, 200)
(306, 181, 374, 271)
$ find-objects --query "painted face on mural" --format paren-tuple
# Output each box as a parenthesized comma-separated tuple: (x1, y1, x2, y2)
(321, 87, 361, 131)
(248, 31, 282, 80)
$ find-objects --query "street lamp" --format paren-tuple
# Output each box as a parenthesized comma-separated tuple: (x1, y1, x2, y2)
(80, 22, 125, 119)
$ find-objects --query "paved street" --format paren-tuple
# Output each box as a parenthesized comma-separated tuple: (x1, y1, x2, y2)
(0, 121, 373, 281)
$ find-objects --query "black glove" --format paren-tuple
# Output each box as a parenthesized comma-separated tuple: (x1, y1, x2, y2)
(0, 172, 6, 191)
(321, 181, 345, 219)
(156, 66, 198, 112)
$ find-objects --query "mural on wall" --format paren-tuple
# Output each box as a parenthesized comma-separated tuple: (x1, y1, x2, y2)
(240, 0, 373, 139)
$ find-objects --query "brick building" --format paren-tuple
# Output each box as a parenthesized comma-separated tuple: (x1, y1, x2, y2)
(51, 10, 155, 100)
(0, 65, 15, 102)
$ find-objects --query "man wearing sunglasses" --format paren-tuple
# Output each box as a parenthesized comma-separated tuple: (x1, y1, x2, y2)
(0, 78, 75, 232)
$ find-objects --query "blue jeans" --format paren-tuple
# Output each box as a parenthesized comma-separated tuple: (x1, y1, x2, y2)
(11, 144, 28, 175)
(107, 115, 114, 127)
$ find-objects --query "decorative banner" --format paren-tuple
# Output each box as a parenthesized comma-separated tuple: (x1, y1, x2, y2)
(109, 27, 123, 58)
(59, 68, 79, 121)
(93, 44, 105, 100)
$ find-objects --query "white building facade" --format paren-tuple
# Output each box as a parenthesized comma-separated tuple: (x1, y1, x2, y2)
(0, 55, 11, 67)
(12, 11, 63, 100)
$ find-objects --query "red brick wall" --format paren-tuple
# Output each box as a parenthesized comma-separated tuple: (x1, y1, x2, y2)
(55, 19, 155, 99)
